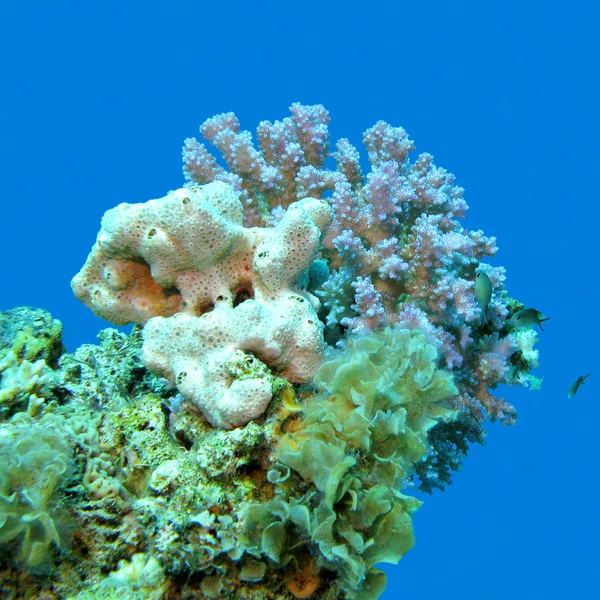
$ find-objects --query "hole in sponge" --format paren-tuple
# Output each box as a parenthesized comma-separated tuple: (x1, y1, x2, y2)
(233, 286, 254, 307)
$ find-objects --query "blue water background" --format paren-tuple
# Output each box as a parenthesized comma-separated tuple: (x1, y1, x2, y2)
(1, 2, 597, 598)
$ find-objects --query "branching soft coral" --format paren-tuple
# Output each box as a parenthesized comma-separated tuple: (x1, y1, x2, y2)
(183, 104, 542, 426)
(414, 413, 486, 493)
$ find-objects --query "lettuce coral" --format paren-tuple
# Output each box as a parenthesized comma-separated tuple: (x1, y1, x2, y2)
(238, 327, 459, 598)
(0, 422, 72, 567)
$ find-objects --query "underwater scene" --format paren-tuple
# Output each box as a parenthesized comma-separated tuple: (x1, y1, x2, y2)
(1, 2, 597, 599)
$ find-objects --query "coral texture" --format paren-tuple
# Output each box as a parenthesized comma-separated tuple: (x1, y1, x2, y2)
(265, 327, 459, 598)
(0, 307, 64, 418)
(72, 182, 333, 428)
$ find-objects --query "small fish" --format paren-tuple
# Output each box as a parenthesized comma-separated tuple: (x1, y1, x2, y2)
(568, 373, 591, 399)
(475, 271, 492, 326)
(510, 308, 550, 331)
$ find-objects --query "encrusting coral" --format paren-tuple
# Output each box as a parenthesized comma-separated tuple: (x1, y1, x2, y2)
(0, 308, 64, 418)
(0, 104, 545, 599)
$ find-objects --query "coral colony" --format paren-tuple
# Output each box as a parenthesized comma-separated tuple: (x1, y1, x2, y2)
(0, 105, 542, 599)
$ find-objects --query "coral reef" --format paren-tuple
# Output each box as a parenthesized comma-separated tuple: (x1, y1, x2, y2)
(0, 105, 544, 599)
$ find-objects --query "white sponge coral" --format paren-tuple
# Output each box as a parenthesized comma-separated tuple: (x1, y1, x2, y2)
(72, 181, 333, 428)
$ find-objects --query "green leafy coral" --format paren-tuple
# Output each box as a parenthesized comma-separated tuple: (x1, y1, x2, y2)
(238, 327, 459, 599)
(0, 422, 73, 567)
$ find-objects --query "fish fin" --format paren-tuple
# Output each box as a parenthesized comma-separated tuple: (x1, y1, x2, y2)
(538, 317, 550, 331)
